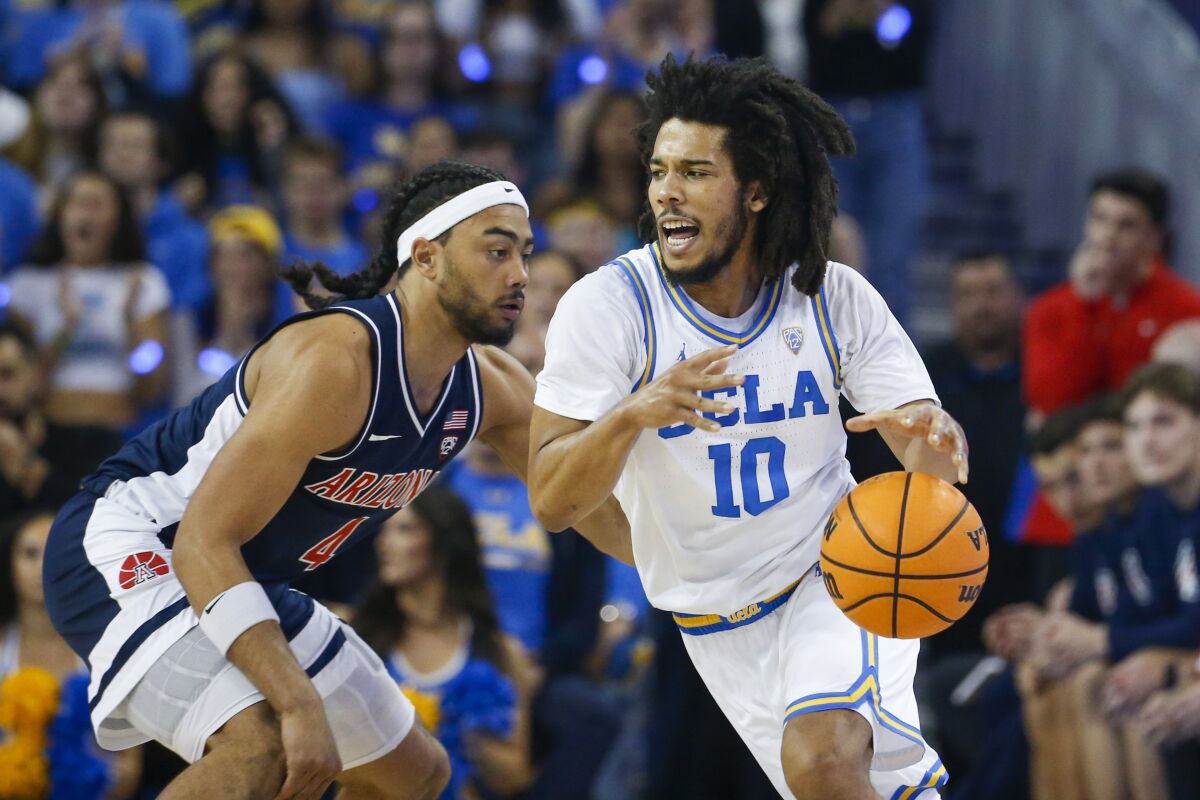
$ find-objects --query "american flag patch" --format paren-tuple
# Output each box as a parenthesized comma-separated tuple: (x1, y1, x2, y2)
(443, 410, 469, 431)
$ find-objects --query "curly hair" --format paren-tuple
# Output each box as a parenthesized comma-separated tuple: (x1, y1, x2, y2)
(635, 54, 855, 296)
(282, 160, 507, 309)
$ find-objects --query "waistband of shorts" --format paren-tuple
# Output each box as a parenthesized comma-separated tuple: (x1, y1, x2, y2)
(672, 577, 804, 636)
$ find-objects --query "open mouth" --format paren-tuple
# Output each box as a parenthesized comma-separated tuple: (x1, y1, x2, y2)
(661, 219, 700, 254)
(498, 298, 524, 321)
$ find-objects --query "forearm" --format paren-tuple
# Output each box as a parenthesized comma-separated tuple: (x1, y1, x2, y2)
(174, 534, 320, 714)
(529, 404, 641, 532)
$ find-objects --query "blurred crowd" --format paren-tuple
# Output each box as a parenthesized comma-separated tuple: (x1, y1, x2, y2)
(0, 0, 1198, 798)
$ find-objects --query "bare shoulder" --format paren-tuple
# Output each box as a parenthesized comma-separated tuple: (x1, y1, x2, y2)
(472, 345, 535, 429)
(245, 313, 374, 408)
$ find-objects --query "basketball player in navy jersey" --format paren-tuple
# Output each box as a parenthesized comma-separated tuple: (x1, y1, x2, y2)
(43, 161, 630, 800)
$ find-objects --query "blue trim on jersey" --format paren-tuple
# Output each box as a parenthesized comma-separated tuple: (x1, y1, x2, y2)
(305, 628, 347, 677)
(650, 242, 783, 348)
(889, 759, 949, 800)
(811, 285, 843, 390)
(673, 578, 801, 635)
(783, 630, 931, 759)
(611, 259, 657, 392)
(89, 597, 190, 712)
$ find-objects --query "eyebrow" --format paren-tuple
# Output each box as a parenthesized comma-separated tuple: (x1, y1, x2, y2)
(648, 157, 717, 167)
(482, 227, 534, 248)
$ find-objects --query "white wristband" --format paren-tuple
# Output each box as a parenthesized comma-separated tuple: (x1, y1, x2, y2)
(198, 581, 280, 656)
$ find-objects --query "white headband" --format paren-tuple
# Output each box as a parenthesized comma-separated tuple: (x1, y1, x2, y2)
(396, 181, 529, 266)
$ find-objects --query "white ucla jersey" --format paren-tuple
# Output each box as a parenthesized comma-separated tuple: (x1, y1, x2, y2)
(535, 243, 937, 615)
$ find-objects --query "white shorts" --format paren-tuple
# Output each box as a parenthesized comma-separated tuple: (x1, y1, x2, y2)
(677, 564, 947, 799)
(107, 600, 415, 768)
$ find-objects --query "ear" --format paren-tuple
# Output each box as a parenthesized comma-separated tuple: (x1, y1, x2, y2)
(745, 180, 769, 213)
(409, 237, 442, 280)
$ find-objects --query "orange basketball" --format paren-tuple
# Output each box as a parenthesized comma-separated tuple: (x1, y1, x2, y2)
(818, 471, 989, 639)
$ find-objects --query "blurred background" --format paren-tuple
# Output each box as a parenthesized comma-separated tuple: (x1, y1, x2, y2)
(2, 0, 1200, 798)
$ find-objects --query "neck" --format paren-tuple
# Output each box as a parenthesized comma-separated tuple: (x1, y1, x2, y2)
(1110, 255, 1156, 301)
(17, 604, 57, 637)
(393, 279, 471, 399)
(1165, 464, 1200, 511)
(396, 575, 448, 629)
(385, 80, 430, 110)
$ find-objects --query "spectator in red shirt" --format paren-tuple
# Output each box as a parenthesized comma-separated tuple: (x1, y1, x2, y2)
(1019, 169, 1200, 546)
(1025, 169, 1200, 421)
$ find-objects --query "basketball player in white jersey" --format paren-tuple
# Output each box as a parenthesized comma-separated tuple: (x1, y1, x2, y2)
(528, 56, 970, 799)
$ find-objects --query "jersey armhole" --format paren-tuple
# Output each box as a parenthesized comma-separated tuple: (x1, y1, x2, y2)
(810, 282, 844, 392)
(234, 306, 383, 460)
(610, 258, 656, 392)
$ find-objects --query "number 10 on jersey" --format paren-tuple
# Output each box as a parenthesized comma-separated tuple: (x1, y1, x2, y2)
(708, 436, 790, 517)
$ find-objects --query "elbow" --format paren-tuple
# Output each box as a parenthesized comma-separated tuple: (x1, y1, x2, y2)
(530, 495, 574, 533)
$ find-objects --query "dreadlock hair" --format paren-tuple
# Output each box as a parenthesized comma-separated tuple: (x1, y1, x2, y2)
(281, 160, 507, 309)
(635, 54, 855, 296)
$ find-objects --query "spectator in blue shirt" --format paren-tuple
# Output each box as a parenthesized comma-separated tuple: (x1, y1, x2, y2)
(4, 0, 191, 98)
(324, 1, 476, 173)
(0, 157, 39, 273)
(279, 136, 366, 276)
(95, 110, 210, 313)
(178, 51, 298, 213)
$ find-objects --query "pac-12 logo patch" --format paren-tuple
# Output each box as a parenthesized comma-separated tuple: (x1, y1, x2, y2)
(440, 436, 459, 458)
(118, 551, 170, 589)
(782, 327, 804, 354)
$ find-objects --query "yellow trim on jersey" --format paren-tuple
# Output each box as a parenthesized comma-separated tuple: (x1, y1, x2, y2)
(813, 285, 843, 388)
(672, 578, 802, 635)
(652, 242, 784, 347)
(893, 762, 949, 800)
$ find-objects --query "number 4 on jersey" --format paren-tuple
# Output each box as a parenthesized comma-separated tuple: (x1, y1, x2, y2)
(299, 517, 369, 571)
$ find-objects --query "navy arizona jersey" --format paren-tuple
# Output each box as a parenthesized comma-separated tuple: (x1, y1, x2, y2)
(44, 292, 485, 746)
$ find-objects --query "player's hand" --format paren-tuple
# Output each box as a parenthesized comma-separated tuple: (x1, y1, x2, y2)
(618, 344, 743, 433)
(274, 704, 342, 800)
(845, 402, 969, 484)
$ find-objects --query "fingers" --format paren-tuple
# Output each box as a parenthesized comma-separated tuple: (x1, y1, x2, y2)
(274, 767, 337, 800)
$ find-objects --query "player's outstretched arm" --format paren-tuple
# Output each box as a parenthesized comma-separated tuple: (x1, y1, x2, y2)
(173, 315, 372, 800)
(528, 344, 743, 535)
(474, 346, 634, 564)
(845, 400, 970, 484)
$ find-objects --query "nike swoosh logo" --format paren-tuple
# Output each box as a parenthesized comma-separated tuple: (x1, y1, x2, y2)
(504, 187, 515, 192)
(369, 433, 403, 441)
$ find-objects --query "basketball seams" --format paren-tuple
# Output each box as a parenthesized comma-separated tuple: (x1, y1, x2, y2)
(896, 498, 972, 560)
(821, 553, 989, 581)
(891, 473, 913, 638)
(846, 492, 900, 559)
(839, 593, 957, 626)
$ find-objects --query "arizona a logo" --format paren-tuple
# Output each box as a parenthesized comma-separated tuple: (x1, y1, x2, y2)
(782, 327, 804, 354)
(118, 551, 170, 589)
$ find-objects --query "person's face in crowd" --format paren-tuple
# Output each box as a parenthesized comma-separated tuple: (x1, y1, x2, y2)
(594, 96, 644, 167)
(376, 506, 435, 587)
(1075, 419, 1137, 510)
(648, 118, 764, 284)
(1124, 390, 1200, 487)
(0, 338, 40, 422)
(428, 205, 532, 346)
(204, 58, 251, 137)
(99, 115, 160, 189)
(382, 4, 438, 85)
(60, 174, 121, 266)
(211, 236, 275, 303)
(950, 257, 1022, 354)
(35, 59, 100, 137)
(11, 515, 53, 608)
(1084, 190, 1162, 276)
(262, 0, 311, 27)
(522, 252, 576, 331)
(547, 205, 616, 273)
(1032, 444, 1089, 527)
(283, 155, 345, 230)
(406, 117, 457, 173)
